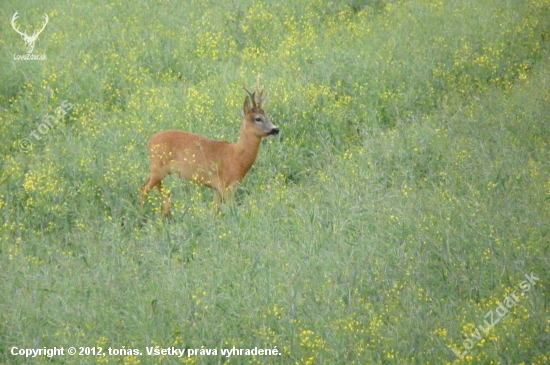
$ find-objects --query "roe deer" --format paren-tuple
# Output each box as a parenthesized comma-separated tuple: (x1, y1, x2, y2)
(140, 84, 279, 216)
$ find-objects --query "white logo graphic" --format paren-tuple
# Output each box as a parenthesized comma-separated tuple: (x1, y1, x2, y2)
(11, 11, 49, 54)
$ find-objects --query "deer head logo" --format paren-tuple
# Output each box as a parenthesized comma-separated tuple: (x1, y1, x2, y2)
(11, 11, 49, 54)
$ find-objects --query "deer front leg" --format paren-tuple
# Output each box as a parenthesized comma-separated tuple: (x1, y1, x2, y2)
(213, 186, 235, 213)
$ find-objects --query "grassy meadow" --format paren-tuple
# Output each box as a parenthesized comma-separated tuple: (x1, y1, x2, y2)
(1, 0, 550, 363)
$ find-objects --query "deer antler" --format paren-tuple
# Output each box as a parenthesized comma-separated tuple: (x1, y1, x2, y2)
(242, 85, 257, 108)
(243, 75, 268, 108)
(255, 86, 267, 108)
(255, 75, 267, 108)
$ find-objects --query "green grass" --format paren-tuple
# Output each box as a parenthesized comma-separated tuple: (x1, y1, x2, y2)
(1, 0, 549, 364)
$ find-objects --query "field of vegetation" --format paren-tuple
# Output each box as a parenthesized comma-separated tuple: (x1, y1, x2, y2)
(1, 0, 549, 363)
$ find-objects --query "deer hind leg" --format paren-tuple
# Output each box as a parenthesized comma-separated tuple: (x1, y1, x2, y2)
(141, 174, 171, 217)
(140, 176, 155, 209)
(157, 180, 171, 217)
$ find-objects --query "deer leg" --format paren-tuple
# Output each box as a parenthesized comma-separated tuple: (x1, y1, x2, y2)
(141, 174, 171, 216)
(157, 180, 171, 217)
(213, 186, 235, 213)
(140, 176, 155, 208)
(212, 189, 223, 214)
(222, 187, 235, 206)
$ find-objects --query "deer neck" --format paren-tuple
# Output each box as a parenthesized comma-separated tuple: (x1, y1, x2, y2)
(235, 121, 262, 170)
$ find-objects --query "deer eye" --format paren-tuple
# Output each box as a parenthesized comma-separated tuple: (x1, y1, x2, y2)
(254, 117, 262, 123)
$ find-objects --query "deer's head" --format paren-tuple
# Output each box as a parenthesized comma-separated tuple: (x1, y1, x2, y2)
(242, 85, 279, 137)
